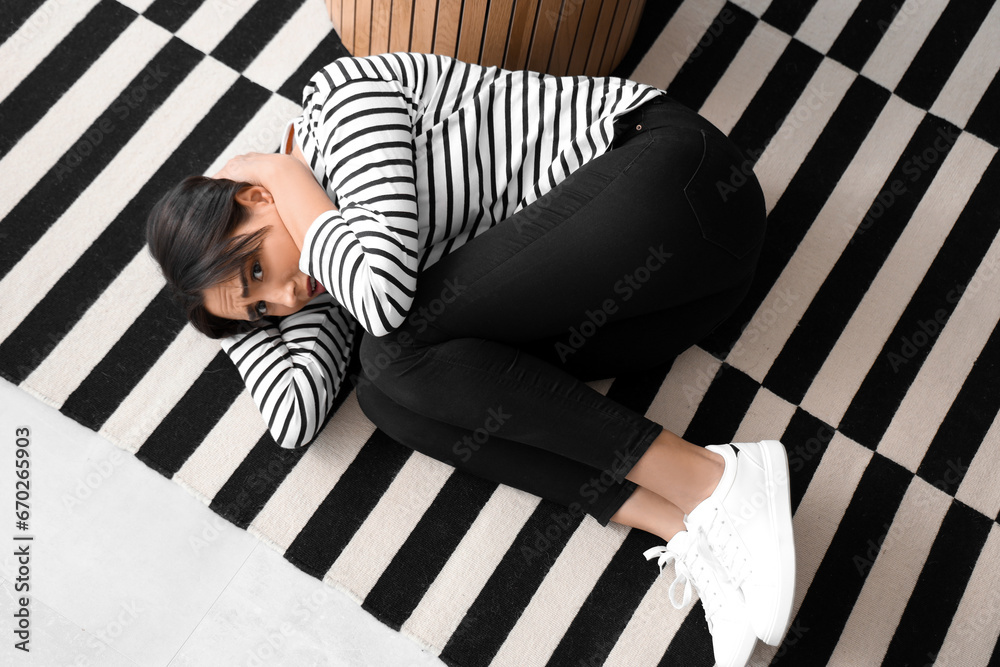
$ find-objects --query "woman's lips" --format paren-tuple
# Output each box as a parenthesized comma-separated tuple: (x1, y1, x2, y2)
(307, 276, 325, 298)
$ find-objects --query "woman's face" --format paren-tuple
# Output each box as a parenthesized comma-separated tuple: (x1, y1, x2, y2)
(203, 185, 323, 322)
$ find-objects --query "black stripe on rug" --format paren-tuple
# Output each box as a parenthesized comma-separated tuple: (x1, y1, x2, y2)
(0, 0, 49, 46)
(60, 288, 188, 429)
(783, 408, 836, 514)
(277, 31, 352, 103)
(142, 0, 206, 34)
(0, 0, 137, 157)
(666, 3, 758, 113)
(839, 152, 1000, 448)
(683, 362, 760, 446)
(208, 433, 307, 528)
(283, 430, 415, 576)
(136, 351, 246, 475)
(966, 70, 1000, 147)
(776, 451, 910, 664)
(211, 0, 311, 73)
(544, 527, 665, 667)
(894, 0, 995, 111)
(363, 470, 498, 628)
(917, 320, 1000, 496)
(0, 70, 271, 386)
(881, 500, 993, 665)
(760, 0, 820, 36)
(827, 0, 902, 70)
(765, 113, 960, 407)
(705, 76, 891, 361)
(441, 501, 584, 667)
(726, 37, 825, 168)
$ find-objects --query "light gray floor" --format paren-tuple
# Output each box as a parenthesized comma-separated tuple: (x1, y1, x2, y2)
(0, 378, 447, 667)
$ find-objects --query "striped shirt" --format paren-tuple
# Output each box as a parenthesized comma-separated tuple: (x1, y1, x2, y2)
(222, 53, 663, 449)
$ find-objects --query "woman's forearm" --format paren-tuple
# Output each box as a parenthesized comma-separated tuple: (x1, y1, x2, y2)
(215, 152, 338, 251)
(259, 154, 339, 252)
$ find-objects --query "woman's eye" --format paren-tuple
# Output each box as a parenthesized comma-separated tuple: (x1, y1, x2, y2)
(255, 301, 267, 317)
(252, 260, 263, 281)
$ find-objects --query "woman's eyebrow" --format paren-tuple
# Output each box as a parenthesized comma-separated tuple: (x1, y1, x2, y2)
(237, 264, 259, 321)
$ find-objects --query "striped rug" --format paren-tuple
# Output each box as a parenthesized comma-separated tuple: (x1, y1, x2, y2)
(3, 0, 1000, 665)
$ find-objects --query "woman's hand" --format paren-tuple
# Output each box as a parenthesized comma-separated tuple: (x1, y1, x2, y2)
(212, 152, 282, 185)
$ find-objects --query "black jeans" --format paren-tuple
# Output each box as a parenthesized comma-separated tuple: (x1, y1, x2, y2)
(355, 94, 767, 526)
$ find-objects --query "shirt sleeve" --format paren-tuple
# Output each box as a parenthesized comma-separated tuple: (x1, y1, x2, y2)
(220, 294, 355, 449)
(297, 73, 420, 336)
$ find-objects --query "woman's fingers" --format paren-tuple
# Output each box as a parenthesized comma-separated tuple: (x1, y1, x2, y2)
(212, 153, 271, 182)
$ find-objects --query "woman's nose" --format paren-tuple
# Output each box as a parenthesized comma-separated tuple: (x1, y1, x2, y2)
(267, 281, 297, 307)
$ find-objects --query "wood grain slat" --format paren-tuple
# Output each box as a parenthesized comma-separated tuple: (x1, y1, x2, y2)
(480, 0, 514, 67)
(612, 0, 643, 74)
(411, 0, 437, 52)
(584, 0, 616, 75)
(599, 0, 631, 76)
(547, 0, 585, 75)
(327, 0, 643, 77)
(566, 0, 602, 75)
(370, 0, 393, 54)
(526, 0, 562, 73)
(341, 0, 356, 53)
(354, 0, 373, 55)
(457, 0, 488, 63)
(433, 0, 462, 58)
(390, 0, 415, 52)
(506, 0, 540, 70)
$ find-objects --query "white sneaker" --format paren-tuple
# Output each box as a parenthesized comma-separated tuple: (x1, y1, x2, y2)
(684, 440, 796, 646)
(644, 530, 757, 667)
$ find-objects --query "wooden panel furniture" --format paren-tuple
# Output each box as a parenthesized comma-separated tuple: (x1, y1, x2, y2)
(325, 0, 647, 76)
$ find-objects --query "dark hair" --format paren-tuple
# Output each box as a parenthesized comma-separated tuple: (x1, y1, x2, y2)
(146, 175, 270, 339)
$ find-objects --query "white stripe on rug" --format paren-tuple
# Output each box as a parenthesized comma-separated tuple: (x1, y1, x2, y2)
(700, 20, 790, 135)
(402, 485, 540, 652)
(248, 391, 373, 550)
(243, 0, 334, 91)
(734, 387, 798, 445)
(751, 57, 855, 213)
(861, 0, 947, 92)
(752, 432, 873, 664)
(174, 0, 260, 54)
(646, 345, 724, 436)
(0, 18, 170, 219)
(956, 409, 1000, 519)
(795, 0, 864, 55)
(0, 0, 100, 100)
(629, 0, 728, 90)
(734, 95, 925, 387)
(23, 250, 165, 405)
(100, 325, 220, 452)
(830, 477, 951, 664)
(490, 520, 632, 666)
(875, 137, 999, 469)
(327, 452, 454, 598)
(0, 58, 238, 341)
(603, 569, 693, 667)
(930, 0, 1000, 130)
(934, 524, 1000, 667)
(175, 391, 267, 501)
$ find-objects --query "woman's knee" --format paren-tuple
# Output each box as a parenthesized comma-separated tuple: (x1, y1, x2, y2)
(357, 330, 431, 410)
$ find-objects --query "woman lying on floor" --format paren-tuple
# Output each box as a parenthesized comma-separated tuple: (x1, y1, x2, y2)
(146, 52, 795, 667)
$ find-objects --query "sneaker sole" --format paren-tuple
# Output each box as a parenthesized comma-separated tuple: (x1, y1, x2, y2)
(758, 439, 796, 646)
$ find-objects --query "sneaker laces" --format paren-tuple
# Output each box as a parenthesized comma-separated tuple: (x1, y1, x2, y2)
(643, 530, 729, 629)
(691, 504, 751, 588)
